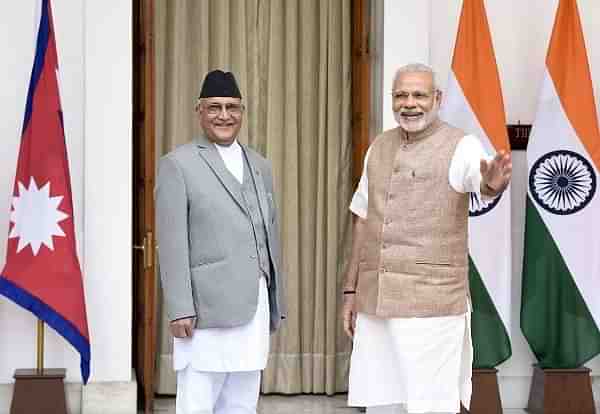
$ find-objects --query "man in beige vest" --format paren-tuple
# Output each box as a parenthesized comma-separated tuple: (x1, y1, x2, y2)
(342, 63, 511, 414)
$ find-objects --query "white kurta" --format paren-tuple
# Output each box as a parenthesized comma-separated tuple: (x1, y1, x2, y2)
(348, 134, 490, 413)
(173, 140, 271, 373)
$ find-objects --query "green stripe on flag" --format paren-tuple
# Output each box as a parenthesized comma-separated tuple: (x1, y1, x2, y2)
(469, 256, 512, 368)
(521, 196, 600, 368)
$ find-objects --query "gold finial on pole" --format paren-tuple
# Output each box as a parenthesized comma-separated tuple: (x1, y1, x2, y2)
(37, 319, 44, 374)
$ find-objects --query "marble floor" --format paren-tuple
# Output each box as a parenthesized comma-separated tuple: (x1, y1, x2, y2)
(152, 394, 529, 413)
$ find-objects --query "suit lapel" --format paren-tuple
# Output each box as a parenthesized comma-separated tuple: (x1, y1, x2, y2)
(242, 146, 270, 229)
(195, 135, 248, 215)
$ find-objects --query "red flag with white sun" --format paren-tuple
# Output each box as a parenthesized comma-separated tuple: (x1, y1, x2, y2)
(0, 0, 90, 383)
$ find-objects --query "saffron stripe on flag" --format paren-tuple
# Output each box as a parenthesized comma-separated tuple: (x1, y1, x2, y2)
(451, 0, 509, 152)
(546, 0, 600, 168)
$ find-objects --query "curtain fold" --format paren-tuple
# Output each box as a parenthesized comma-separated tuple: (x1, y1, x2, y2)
(154, 0, 352, 395)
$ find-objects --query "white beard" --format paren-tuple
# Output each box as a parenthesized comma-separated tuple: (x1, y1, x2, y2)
(394, 105, 440, 133)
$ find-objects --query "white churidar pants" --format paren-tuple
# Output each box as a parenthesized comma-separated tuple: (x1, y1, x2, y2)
(366, 405, 455, 414)
(176, 368, 261, 414)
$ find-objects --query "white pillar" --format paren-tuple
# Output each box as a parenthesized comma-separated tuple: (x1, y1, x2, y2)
(83, 0, 133, 383)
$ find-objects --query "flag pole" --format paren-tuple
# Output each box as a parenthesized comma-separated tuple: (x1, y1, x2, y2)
(37, 319, 44, 374)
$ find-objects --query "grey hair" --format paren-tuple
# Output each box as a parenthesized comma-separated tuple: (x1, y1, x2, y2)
(392, 63, 439, 91)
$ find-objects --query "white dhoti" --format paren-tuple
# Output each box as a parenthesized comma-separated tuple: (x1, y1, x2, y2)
(174, 277, 270, 414)
(348, 310, 472, 414)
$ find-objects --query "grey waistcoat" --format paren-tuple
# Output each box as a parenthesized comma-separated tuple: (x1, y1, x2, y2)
(241, 154, 271, 283)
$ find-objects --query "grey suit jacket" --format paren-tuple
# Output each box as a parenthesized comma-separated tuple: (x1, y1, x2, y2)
(155, 134, 286, 332)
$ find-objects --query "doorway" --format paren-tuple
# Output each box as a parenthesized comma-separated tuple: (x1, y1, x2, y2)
(131, 0, 372, 412)
(132, 0, 156, 413)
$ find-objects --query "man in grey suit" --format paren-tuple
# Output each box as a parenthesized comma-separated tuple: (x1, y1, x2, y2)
(156, 70, 286, 414)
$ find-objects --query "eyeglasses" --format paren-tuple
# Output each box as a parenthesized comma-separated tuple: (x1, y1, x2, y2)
(201, 103, 245, 117)
(391, 90, 439, 102)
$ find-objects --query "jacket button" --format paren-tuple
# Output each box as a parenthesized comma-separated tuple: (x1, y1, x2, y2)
(250, 255, 257, 259)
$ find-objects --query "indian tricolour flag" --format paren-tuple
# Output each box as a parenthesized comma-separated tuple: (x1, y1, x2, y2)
(521, 0, 600, 368)
(440, 0, 511, 368)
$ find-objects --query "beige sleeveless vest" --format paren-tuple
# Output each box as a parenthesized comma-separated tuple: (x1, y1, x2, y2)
(356, 119, 470, 318)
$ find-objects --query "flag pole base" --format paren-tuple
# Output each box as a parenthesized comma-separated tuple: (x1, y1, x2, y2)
(526, 365, 596, 414)
(460, 368, 503, 414)
(10, 368, 68, 414)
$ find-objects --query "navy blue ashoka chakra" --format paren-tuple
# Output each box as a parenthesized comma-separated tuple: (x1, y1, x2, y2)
(469, 191, 502, 217)
(529, 150, 596, 215)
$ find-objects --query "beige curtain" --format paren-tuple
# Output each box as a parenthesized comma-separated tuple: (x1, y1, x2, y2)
(154, 0, 352, 395)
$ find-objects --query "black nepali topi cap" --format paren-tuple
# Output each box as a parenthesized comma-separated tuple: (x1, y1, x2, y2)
(198, 70, 242, 99)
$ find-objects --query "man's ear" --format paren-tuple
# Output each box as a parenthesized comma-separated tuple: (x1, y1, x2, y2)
(195, 98, 204, 113)
(435, 90, 443, 107)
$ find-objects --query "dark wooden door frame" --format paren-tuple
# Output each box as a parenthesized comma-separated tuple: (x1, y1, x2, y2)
(351, 0, 371, 186)
(132, 0, 156, 413)
(131, 1, 370, 411)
